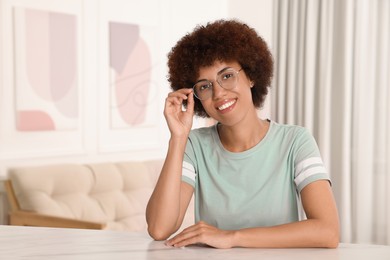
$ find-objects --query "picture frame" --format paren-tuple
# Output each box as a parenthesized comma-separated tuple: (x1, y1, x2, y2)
(0, 0, 85, 159)
(97, 0, 164, 153)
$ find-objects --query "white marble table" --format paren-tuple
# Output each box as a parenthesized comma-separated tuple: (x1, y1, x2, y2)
(0, 225, 389, 259)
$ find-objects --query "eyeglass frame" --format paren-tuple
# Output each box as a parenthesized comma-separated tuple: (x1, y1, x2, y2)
(192, 67, 243, 100)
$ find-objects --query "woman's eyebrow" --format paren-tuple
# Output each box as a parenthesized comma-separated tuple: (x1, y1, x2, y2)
(196, 66, 233, 82)
(217, 67, 233, 75)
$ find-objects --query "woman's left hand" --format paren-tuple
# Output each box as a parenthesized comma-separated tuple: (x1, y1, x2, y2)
(165, 221, 235, 249)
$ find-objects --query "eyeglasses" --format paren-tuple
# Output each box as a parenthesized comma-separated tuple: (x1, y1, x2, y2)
(192, 68, 243, 100)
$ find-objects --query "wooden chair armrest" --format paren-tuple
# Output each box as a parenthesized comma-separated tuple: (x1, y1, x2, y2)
(9, 211, 106, 230)
(3, 180, 20, 212)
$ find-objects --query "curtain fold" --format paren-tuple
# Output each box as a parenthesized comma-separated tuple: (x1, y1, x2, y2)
(272, 0, 390, 245)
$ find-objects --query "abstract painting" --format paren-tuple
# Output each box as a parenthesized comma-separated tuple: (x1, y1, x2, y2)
(13, 7, 78, 131)
(109, 21, 158, 129)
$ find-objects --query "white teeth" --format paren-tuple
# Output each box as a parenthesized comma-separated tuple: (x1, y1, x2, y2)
(218, 100, 236, 110)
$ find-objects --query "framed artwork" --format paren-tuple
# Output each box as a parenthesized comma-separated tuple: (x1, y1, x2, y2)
(98, 0, 164, 152)
(0, 0, 165, 158)
(14, 7, 78, 131)
(108, 21, 159, 129)
(0, 0, 84, 158)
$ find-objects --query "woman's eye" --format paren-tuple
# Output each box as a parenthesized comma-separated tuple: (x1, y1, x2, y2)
(222, 73, 233, 80)
(200, 84, 211, 91)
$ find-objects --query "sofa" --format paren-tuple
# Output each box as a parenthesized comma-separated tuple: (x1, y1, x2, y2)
(4, 160, 194, 232)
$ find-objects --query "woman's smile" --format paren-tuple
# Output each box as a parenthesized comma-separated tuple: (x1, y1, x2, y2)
(216, 99, 237, 113)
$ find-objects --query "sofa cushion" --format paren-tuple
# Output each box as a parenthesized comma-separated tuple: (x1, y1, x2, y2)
(8, 160, 194, 232)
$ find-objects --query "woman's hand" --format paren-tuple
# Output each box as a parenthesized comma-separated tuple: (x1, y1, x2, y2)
(165, 221, 235, 249)
(164, 88, 194, 138)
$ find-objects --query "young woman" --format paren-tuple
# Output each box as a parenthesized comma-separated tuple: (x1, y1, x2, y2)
(146, 19, 339, 249)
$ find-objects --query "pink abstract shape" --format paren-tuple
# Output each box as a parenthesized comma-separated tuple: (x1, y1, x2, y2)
(25, 9, 51, 100)
(109, 22, 152, 126)
(16, 110, 56, 131)
(109, 22, 139, 74)
(49, 12, 77, 101)
(114, 37, 151, 125)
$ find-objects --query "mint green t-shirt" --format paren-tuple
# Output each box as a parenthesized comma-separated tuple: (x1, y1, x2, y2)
(182, 120, 330, 230)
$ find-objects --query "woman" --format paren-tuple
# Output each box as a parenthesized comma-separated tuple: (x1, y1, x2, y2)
(146, 19, 339, 248)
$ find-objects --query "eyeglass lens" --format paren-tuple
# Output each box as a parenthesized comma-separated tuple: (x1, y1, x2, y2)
(193, 69, 239, 100)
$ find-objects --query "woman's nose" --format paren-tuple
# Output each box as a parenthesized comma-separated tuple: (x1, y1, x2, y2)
(212, 81, 227, 99)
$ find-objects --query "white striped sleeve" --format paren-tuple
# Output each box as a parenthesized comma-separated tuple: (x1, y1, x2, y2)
(294, 157, 329, 191)
(182, 161, 196, 186)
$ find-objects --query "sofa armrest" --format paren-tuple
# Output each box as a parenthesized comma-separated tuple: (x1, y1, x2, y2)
(9, 211, 106, 230)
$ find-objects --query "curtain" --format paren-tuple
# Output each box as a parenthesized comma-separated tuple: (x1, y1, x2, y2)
(272, 0, 390, 245)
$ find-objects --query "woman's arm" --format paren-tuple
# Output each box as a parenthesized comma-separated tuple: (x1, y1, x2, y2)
(146, 89, 195, 240)
(166, 180, 339, 248)
(146, 139, 194, 240)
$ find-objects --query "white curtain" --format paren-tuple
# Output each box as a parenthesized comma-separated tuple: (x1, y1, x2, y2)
(272, 0, 390, 245)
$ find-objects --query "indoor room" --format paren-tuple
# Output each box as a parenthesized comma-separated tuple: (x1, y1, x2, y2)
(0, 0, 389, 258)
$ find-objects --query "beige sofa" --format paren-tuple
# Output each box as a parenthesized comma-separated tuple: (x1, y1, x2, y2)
(5, 160, 194, 232)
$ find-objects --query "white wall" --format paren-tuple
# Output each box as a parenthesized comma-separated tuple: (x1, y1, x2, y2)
(228, 0, 274, 119)
(0, 0, 229, 175)
(0, 0, 273, 224)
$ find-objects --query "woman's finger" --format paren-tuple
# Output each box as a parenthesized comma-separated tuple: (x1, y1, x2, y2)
(186, 91, 195, 115)
(166, 229, 198, 247)
(166, 221, 208, 246)
(165, 95, 185, 106)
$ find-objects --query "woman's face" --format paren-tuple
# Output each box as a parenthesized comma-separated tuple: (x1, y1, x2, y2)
(196, 60, 256, 126)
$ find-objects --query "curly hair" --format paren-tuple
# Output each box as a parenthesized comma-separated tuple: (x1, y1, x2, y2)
(167, 19, 274, 118)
